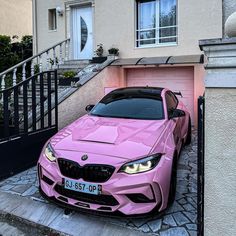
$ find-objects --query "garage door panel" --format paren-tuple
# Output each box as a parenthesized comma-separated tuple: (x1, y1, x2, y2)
(127, 67, 194, 122)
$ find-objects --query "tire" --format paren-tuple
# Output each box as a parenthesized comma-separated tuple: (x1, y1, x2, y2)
(185, 118, 191, 145)
(168, 154, 178, 206)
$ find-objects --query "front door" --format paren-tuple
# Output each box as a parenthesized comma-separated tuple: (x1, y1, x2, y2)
(71, 6, 93, 59)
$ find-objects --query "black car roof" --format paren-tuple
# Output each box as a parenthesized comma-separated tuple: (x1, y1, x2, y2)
(110, 87, 164, 95)
(101, 87, 164, 104)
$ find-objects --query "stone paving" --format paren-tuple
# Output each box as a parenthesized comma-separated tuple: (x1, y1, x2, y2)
(0, 130, 198, 236)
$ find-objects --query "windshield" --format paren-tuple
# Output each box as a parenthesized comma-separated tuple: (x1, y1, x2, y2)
(90, 94, 164, 120)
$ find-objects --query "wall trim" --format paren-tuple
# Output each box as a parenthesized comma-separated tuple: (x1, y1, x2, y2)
(205, 71, 236, 88)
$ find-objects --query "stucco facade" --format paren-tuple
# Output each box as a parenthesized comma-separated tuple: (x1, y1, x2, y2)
(0, 0, 32, 39)
(55, 66, 125, 129)
(200, 39, 236, 236)
(33, 0, 222, 57)
(204, 88, 236, 236)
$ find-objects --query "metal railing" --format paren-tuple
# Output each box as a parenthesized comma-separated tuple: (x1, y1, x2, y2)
(136, 25, 177, 44)
(0, 38, 70, 93)
(197, 96, 205, 236)
(0, 71, 58, 141)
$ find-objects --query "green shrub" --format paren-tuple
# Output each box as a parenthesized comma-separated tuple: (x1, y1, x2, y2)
(0, 35, 19, 73)
(49, 57, 59, 67)
(108, 47, 119, 55)
(63, 71, 77, 79)
(34, 64, 40, 74)
(0, 35, 33, 75)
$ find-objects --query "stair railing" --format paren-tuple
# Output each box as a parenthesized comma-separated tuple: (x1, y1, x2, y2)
(0, 70, 58, 141)
(0, 38, 70, 97)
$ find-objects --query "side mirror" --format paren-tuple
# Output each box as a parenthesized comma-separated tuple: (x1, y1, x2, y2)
(85, 104, 95, 112)
(170, 109, 185, 119)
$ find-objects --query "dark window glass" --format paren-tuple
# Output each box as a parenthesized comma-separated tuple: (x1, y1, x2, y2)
(91, 96, 164, 120)
(80, 17, 88, 51)
(169, 91, 178, 107)
(48, 9, 57, 30)
(166, 92, 178, 112)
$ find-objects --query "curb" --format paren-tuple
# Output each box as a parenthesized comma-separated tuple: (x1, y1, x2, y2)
(0, 210, 67, 236)
(0, 191, 148, 236)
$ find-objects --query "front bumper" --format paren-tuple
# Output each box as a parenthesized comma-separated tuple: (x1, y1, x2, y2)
(38, 154, 172, 216)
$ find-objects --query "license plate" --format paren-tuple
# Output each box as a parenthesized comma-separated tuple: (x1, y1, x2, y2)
(64, 178, 102, 195)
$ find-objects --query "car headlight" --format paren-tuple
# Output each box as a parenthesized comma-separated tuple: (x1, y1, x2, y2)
(119, 154, 162, 174)
(44, 143, 56, 162)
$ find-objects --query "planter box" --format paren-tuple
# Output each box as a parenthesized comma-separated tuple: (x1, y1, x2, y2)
(58, 77, 80, 86)
(107, 55, 119, 60)
(90, 57, 107, 64)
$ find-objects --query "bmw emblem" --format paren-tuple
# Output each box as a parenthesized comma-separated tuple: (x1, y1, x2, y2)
(81, 154, 88, 161)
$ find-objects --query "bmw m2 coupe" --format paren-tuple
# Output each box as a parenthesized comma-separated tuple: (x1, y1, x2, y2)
(38, 87, 191, 215)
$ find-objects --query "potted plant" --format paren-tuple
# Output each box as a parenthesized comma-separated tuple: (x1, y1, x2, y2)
(107, 47, 119, 60)
(108, 47, 119, 56)
(91, 44, 107, 63)
(59, 71, 79, 86)
(49, 57, 59, 69)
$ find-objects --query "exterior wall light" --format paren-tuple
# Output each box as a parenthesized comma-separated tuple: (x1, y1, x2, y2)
(56, 7, 64, 16)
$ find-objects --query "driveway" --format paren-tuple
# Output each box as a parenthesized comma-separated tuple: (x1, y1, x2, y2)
(0, 131, 197, 236)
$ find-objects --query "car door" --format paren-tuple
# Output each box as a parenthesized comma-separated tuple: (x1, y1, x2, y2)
(165, 91, 182, 150)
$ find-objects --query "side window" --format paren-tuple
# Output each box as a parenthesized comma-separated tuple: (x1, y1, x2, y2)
(48, 9, 57, 31)
(169, 92, 178, 108)
(165, 92, 178, 117)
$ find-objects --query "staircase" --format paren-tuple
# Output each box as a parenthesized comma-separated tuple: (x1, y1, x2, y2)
(58, 60, 90, 74)
(0, 38, 113, 134)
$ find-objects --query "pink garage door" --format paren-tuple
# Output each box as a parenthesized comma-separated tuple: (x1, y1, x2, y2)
(126, 67, 194, 122)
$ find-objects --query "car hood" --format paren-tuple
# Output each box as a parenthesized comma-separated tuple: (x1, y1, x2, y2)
(50, 115, 166, 160)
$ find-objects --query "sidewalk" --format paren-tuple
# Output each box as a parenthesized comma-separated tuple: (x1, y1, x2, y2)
(0, 131, 198, 236)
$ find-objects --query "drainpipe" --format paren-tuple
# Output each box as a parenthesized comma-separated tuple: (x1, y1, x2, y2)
(33, 0, 38, 55)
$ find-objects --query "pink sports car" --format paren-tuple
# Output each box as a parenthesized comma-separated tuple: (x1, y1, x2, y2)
(38, 87, 191, 216)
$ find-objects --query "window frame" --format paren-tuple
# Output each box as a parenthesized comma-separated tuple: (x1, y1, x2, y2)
(48, 8, 57, 31)
(135, 0, 178, 48)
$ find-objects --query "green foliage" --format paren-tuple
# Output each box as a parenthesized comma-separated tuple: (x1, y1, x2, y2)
(34, 64, 40, 74)
(21, 35, 33, 47)
(49, 57, 59, 67)
(0, 35, 33, 73)
(63, 71, 77, 79)
(0, 35, 19, 73)
(108, 47, 119, 55)
(4, 73, 22, 88)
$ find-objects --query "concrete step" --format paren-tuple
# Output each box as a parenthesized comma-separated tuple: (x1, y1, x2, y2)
(0, 215, 48, 236)
(58, 59, 89, 73)
(57, 66, 83, 73)
(0, 191, 147, 236)
(63, 59, 89, 65)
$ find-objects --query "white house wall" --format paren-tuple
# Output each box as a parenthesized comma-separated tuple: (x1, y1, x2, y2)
(0, 0, 32, 39)
(33, 0, 222, 57)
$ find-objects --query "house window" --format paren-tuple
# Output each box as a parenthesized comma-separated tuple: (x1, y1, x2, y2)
(136, 0, 177, 47)
(48, 9, 57, 31)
